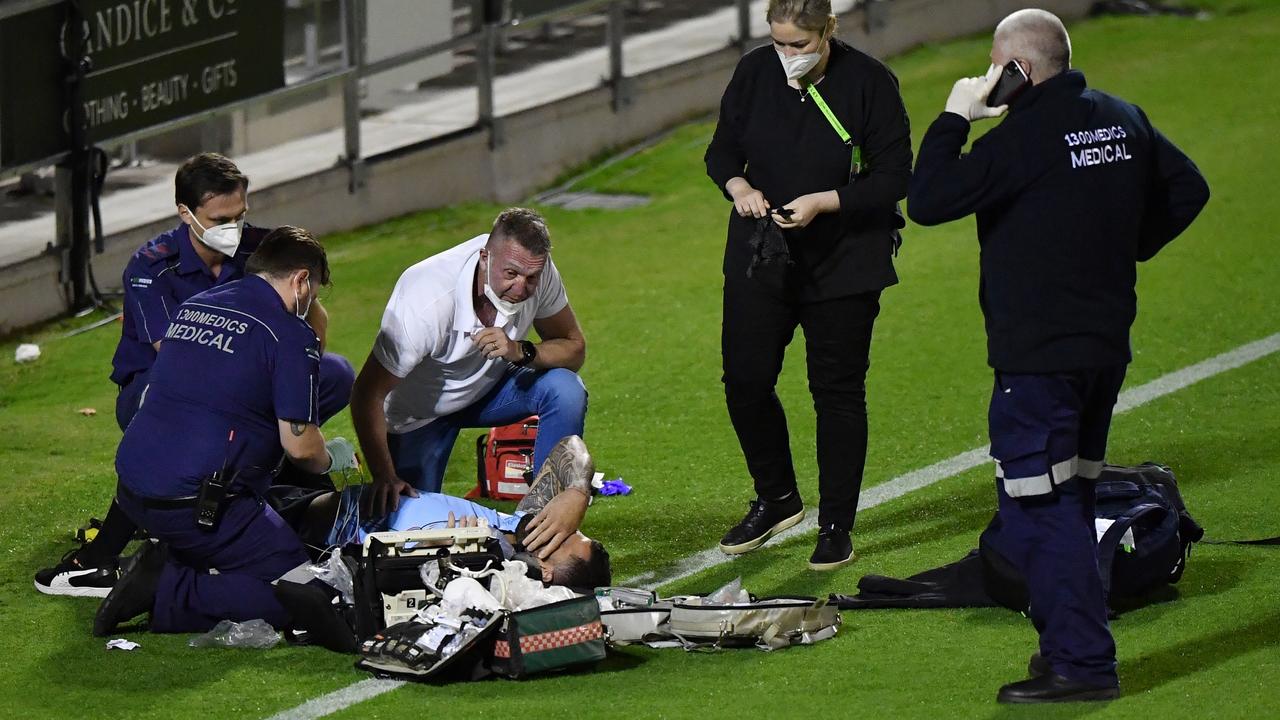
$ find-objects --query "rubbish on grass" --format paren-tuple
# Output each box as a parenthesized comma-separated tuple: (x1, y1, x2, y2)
(600, 478, 632, 496)
(77, 408, 97, 416)
(188, 619, 281, 649)
(105, 638, 140, 651)
(15, 344, 40, 363)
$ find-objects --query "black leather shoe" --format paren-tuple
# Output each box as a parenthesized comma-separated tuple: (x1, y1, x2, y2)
(718, 494, 804, 555)
(275, 581, 359, 653)
(1028, 653, 1051, 678)
(808, 525, 855, 570)
(93, 541, 166, 637)
(997, 672, 1120, 703)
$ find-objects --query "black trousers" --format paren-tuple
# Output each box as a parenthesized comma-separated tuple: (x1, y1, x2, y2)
(721, 276, 881, 531)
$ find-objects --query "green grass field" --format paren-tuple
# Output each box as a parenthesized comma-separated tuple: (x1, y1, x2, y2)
(3, 1, 1279, 717)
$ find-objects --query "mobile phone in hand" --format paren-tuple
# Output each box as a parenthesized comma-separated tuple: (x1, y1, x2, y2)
(987, 60, 1031, 108)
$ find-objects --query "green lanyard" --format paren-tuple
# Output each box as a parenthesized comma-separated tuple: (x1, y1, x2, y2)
(805, 82, 863, 176)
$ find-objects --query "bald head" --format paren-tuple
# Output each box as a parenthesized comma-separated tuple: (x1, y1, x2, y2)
(993, 9, 1071, 84)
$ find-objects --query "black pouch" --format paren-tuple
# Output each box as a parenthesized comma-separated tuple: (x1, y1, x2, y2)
(746, 216, 791, 283)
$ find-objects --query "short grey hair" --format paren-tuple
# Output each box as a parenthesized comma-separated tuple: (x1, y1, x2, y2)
(490, 207, 551, 256)
(995, 9, 1072, 80)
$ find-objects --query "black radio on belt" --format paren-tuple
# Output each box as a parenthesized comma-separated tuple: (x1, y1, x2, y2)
(197, 429, 238, 531)
(196, 470, 229, 531)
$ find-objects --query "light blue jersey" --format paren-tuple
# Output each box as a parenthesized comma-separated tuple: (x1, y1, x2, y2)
(327, 486, 525, 547)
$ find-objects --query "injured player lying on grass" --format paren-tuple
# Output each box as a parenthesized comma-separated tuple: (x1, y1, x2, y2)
(95, 436, 611, 639)
(296, 434, 612, 589)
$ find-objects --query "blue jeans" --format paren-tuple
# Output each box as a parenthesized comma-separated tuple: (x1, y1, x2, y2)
(388, 368, 588, 492)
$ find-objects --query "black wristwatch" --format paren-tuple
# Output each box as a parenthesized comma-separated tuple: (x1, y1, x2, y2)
(514, 340, 537, 367)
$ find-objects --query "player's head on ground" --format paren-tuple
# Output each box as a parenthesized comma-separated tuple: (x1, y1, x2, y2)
(542, 533, 611, 590)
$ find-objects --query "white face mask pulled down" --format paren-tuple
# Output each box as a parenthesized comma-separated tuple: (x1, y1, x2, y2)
(482, 256, 527, 318)
(183, 205, 245, 257)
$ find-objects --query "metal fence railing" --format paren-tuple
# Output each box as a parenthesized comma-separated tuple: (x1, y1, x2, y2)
(0, 1, 884, 187)
(337, 0, 748, 191)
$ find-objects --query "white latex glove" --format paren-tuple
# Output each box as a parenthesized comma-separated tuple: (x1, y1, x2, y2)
(945, 64, 1008, 122)
(324, 436, 359, 473)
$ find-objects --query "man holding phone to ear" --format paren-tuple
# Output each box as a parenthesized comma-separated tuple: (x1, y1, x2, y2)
(908, 9, 1208, 705)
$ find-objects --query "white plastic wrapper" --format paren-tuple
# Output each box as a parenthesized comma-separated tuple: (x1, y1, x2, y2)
(489, 560, 576, 611)
(188, 619, 281, 649)
(308, 547, 355, 604)
(705, 576, 751, 605)
(440, 577, 502, 615)
(14, 344, 40, 363)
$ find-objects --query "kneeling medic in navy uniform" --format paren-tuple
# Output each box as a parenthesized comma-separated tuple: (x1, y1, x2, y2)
(95, 226, 342, 636)
(35, 153, 353, 599)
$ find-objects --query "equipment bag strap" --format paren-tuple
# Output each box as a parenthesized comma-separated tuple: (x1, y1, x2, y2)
(1200, 536, 1280, 546)
(1096, 503, 1166, 597)
(805, 82, 863, 176)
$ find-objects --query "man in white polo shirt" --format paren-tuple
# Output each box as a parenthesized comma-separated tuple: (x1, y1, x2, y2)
(350, 208, 588, 541)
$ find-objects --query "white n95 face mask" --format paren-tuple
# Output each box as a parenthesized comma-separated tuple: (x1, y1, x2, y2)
(182, 205, 244, 257)
(777, 47, 822, 81)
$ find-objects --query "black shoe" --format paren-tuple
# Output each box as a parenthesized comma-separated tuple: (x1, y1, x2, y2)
(718, 494, 804, 555)
(808, 525, 855, 570)
(997, 673, 1120, 704)
(274, 581, 359, 654)
(1028, 653, 1051, 678)
(34, 548, 119, 598)
(93, 541, 166, 637)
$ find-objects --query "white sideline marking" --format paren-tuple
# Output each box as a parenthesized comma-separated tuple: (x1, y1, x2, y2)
(623, 331, 1280, 588)
(267, 679, 405, 720)
(266, 331, 1280, 719)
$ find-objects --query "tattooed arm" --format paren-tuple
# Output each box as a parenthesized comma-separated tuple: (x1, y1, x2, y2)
(516, 438, 594, 514)
(515, 474, 562, 516)
(277, 419, 330, 474)
(516, 436, 594, 557)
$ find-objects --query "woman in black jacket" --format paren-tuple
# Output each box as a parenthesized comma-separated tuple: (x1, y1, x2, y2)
(704, 0, 911, 569)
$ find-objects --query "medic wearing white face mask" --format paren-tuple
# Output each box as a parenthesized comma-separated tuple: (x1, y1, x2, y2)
(774, 18, 834, 86)
(179, 203, 246, 258)
(294, 273, 316, 321)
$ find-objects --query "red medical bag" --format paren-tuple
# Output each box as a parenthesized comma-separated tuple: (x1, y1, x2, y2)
(468, 416, 538, 501)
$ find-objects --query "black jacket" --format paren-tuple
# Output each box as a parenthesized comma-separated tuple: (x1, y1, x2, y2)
(705, 39, 912, 300)
(908, 71, 1209, 373)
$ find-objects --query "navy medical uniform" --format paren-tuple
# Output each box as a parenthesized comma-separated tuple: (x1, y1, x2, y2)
(908, 71, 1209, 686)
(110, 223, 354, 430)
(114, 275, 321, 632)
